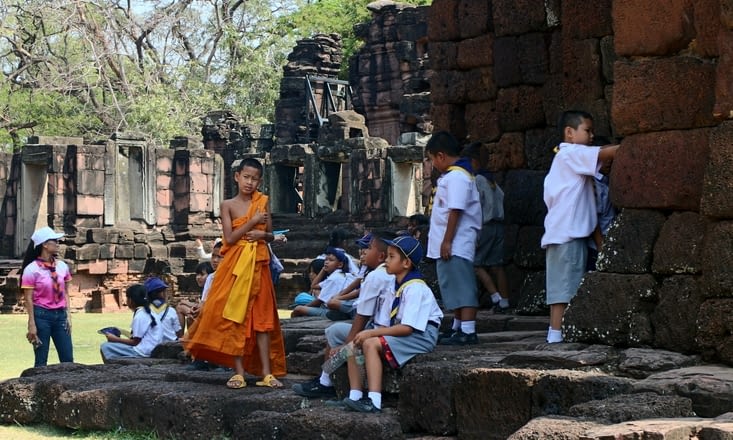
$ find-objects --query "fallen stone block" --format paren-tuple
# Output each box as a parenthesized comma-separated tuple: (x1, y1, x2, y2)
(507, 416, 605, 440)
(617, 348, 700, 379)
(634, 365, 733, 417)
(231, 408, 404, 440)
(502, 346, 616, 369)
(455, 368, 541, 440)
(531, 369, 634, 417)
(568, 391, 694, 423)
(581, 418, 732, 439)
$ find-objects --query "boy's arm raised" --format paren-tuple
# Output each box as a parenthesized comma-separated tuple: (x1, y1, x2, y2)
(598, 144, 619, 163)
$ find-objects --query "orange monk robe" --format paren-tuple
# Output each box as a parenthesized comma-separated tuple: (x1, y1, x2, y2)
(184, 191, 286, 376)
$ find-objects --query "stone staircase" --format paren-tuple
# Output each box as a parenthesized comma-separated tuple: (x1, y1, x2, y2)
(269, 213, 369, 309)
(3, 310, 733, 439)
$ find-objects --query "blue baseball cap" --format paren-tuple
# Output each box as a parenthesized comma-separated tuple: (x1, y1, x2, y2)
(325, 246, 352, 272)
(382, 235, 423, 266)
(355, 233, 372, 249)
(144, 277, 169, 294)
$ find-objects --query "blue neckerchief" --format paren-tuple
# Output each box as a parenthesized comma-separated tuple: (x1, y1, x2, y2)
(394, 269, 422, 291)
(452, 157, 474, 174)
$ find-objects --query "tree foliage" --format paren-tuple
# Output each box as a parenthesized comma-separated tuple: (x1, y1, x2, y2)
(0, 0, 430, 150)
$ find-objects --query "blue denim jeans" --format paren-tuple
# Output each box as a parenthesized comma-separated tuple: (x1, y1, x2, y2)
(33, 307, 74, 367)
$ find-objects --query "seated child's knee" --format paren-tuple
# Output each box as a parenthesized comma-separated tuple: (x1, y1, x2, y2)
(362, 337, 382, 352)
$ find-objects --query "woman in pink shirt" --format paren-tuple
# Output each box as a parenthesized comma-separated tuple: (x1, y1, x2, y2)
(21, 226, 74, 367)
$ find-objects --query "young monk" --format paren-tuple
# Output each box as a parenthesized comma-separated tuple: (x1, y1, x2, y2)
(184, 158, 287, 388)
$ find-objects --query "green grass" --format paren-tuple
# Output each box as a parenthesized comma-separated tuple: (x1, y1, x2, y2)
(0, 313, 132, 381)
(0, 311, 291, 381)
(0, 313, 158, 439)
(0, 311, 289, 439)
(0, 424, 158, 439)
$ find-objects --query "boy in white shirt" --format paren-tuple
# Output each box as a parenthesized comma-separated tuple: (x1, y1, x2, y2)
(426, 131, 482, 345)
(542, 110, 619, 343)
(292, 233, 395, 398)
(291, 248, 356, 317)
(342, 235, 443, 413)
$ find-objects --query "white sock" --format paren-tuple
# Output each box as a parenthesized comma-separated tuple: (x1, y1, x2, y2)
(461, 320, 476, 334)
(499, 298, 510, 308)
(368, 391, 382, 409)
(491, 292, 502, 303)
(349, 389, 363, 401)
(452, 319, 462, 331)
(547, 328, 563, 343)
(319, 371, 332, 387)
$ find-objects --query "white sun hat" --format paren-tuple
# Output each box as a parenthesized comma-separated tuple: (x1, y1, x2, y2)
(31, 227, 64, 247)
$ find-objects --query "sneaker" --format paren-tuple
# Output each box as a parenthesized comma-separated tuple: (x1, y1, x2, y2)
(492, 303, 510, 314)
(343, 397, 381, 413)
(324, 398, 348, 408)
(292, 377, 337, 398)
(439, 330, 479, 346)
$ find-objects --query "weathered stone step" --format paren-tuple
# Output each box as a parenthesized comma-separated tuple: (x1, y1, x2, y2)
(3, 342, 733, 439)
(508, 415, 733, 440)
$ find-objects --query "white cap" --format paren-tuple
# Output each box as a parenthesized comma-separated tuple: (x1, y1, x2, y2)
(31, 227, 64, 247)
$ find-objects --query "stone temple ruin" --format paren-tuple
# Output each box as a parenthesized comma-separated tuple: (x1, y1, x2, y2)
(0, 0, 730, 363)
(2, 0, 733, 439)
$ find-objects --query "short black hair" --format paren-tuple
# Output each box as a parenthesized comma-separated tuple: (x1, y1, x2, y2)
(304, 258, 325, 287)
(368, 233, 389, 252)
(426, 131, 462, 157)
(126, 284, 148, 307)
(461, 142, 483, 162)
(558, 110, 593, 136)
(195, 262, 214, 275)
(408, 214, 429, 226)
(234, 158, 264, 175)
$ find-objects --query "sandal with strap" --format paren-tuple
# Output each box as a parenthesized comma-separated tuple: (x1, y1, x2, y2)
(256, 374, 283, 388)
(226, 374, 246, 389)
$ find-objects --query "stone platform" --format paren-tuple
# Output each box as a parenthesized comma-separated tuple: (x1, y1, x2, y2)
(1, 312, 733, 439)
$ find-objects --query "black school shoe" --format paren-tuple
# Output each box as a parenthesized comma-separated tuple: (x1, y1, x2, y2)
(292, 377, 337, 398)
(343, 397, 381, 413)
(438, 329, 455, 341)
(439, 330, 479, 345)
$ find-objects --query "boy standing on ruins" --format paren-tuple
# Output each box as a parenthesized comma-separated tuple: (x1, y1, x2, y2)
(185, 158, 286, 388)
(542, 111, 619, 343)
(426, 131, 482, 346)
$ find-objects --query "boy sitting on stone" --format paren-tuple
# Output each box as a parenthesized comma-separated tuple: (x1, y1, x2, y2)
(342, 235, 443, 413)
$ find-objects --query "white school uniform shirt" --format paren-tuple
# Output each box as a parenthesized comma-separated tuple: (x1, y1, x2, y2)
(152, 303, 181, 342)
(318, 269, 357, 303)
(130, 307, 157, 357)
(132, 304, 180, 357)
(201, 272, 215, 301)
(373, 279, 443, 331)
(475, 174, 504, 223)
(354, 264, 395, 317)
(541, 142, 602, 248)
(427, 167, 482, 261)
